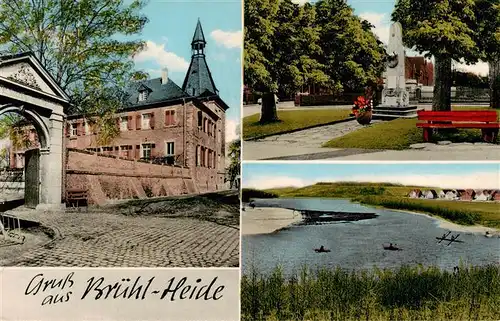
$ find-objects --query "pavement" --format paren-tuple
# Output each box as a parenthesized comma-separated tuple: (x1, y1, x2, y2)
(1, 193, 240, 267)
(327, 143, 500, 160)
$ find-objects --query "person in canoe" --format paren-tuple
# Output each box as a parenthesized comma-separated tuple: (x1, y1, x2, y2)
(383, 243, 401, 251)
(314, 245, 330, 253)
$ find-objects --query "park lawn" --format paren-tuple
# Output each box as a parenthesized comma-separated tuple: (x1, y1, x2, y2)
(243, 109, 351, 140)
(323, 107, 500, 150)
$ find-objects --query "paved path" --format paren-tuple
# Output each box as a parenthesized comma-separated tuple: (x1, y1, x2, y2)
(243, 120, 383, 160)
(328, 143, 500, 160)
(2, 208, 239, 267)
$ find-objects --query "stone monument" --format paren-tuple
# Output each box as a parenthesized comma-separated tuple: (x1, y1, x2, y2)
(373, 22, 421, 118)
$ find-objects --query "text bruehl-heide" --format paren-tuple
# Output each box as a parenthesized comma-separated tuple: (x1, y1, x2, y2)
(24, 272, 225, 305)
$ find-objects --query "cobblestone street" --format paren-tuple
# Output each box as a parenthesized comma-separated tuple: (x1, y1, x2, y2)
(1, 193, 240, 267)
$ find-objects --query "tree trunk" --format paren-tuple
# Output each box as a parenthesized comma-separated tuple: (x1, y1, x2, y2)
(433, 56, 452, 111)
(489, 60, 500, 109)
(259, 92, 279, 123)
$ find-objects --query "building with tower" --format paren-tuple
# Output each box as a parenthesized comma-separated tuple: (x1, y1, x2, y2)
(9, 19, 229, 194)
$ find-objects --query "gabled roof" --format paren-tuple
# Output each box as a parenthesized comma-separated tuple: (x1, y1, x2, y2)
(137, 83, 152, 92)
(192, 19, 206, 45)
(0, 51, 70, 103)
(125, 77, 189, 108)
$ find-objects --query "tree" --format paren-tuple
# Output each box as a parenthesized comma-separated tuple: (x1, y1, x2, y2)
(226, 139, 240, 189)
(244, 0, 384, 123)
(0, 0, 149, 143)
(315, 0, 386, 93)
(475, 0, 500, 108)
(244, 0, 280, 123)
(392, 0, 480, 111)
(0, 114, 32, 150)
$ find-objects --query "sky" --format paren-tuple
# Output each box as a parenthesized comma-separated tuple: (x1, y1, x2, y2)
(130, 0, 242, 142)
(243, 163, 500, 190)
(294, 0, 490, 76)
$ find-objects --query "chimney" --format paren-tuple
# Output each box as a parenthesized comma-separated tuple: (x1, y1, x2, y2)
(161, 67, 168, 84)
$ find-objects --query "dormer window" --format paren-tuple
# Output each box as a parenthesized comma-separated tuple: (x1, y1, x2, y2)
(139, 90, 148, 101)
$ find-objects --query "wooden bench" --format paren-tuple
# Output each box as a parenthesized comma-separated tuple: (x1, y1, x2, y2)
(416, 110, 500, 142)
(66, 189, 88, 208)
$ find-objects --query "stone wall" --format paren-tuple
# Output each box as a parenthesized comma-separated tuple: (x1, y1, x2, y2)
(65, 148, 201, 205)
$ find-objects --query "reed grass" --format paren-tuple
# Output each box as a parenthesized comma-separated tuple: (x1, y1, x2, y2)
(241, 264, 500, 321)
(355, 196, 499, 227)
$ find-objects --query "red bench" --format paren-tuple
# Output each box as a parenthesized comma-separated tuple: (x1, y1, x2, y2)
(416, 110, 500, 142)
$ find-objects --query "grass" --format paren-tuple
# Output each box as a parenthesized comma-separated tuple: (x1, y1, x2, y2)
(267, 182, 438, 199)
(243, 109, 351, 140)
(355, 196, 500, 227)
(241, 264, 500, 321)
(323, 107, 500, 150)
(262, 182, 500, 228)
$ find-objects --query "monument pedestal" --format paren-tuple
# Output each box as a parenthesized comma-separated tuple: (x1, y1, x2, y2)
(372, 104, 423, 119)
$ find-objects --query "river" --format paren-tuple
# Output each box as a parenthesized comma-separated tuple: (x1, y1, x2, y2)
(242, 198, 500, 276)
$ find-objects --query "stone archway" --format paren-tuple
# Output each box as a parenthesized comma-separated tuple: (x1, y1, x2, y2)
(0, 52, 70, 210)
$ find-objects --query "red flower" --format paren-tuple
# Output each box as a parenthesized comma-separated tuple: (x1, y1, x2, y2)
(352, 95, 372, 115)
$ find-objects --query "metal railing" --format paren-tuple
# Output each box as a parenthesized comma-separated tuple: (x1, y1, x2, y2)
(0, 213, 25, 243)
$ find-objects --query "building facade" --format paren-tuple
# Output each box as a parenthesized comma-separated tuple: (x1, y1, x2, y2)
(10, 19, 229, 191)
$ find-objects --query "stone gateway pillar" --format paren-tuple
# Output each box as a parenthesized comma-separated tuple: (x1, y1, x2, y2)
(0, 52, 70, 211)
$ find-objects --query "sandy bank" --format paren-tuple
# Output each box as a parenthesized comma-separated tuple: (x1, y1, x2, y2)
(242, 207, 302, 235)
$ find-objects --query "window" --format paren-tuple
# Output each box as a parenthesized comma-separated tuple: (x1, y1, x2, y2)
(120, 117, 128, 131)
(102, 146, 113, 153)
(142, 143, 152, 159)
(120, 145, 132, 158)
(139, 90, 148, 101)
(70, 123, 78, 137)
(165, 110, 175, 126)
(197, 111, 202, 127)
(142, 113, 152, 129)
(165, 142, 175, 156)
(203, 118, 207, 132)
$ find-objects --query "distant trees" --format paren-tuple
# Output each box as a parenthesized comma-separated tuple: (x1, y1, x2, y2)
(244, 0, 386, 123)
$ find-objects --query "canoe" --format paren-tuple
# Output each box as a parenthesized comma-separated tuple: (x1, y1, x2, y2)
(314, 248, 331, 253)
(383, 245, 401, 251)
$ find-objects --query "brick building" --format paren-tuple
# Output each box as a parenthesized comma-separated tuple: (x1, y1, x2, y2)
(405, 57, 434, 86)
(10, 19, 229, 190)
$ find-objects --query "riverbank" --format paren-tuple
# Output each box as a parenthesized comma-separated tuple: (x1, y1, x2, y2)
(242, 207, 302, 235)
(399, 208, 500, 235)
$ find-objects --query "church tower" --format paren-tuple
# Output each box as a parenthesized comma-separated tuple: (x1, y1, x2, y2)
(182, 19, 218, 97)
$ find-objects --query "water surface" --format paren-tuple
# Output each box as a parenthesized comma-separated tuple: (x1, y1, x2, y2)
(242, 198, 500, 276)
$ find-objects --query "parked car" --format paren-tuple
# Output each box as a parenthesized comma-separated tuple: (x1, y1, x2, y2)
(257, 94, 279, 105)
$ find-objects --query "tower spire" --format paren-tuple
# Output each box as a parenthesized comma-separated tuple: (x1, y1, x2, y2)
(191, 18, 206, 56)
(183, 19, 218, 97)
